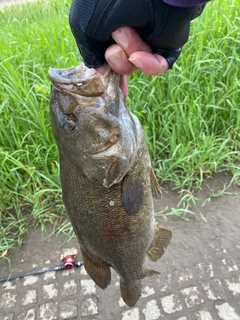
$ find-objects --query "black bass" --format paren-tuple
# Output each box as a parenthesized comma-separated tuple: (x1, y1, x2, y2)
(49, 64, 171, 307)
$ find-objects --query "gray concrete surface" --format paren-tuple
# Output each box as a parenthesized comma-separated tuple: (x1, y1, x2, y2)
(0, 174, 240, 319)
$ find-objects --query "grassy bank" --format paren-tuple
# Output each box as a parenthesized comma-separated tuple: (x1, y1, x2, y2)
(0, 0, 239, 251)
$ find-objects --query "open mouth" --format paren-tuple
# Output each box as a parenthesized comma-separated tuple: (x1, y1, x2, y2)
(49, 64, 104, 97)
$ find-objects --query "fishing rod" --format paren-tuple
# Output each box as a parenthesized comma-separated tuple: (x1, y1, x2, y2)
(0, 254, 84, 283)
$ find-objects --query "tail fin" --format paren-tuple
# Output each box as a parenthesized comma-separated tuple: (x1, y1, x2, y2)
(120, 280, 142, 307)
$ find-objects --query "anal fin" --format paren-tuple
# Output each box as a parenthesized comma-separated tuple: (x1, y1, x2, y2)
(81, 247, 111, 289)
(150, 168, 162, 199)
(120, 280, 141, 307)
(147, 224, 172, 261)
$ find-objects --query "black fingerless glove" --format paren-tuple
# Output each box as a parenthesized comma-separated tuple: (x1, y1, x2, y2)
(69, 0, 205, 68)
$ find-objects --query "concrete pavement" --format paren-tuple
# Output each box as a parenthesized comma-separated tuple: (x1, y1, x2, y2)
(0, 174, 240, 319)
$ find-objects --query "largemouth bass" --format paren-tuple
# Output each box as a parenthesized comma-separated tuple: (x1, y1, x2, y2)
(49, 64, 172, 307)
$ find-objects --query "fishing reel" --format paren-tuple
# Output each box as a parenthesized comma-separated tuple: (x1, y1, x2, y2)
(0, 248, 83, 283)
(61, 248, 83, 269)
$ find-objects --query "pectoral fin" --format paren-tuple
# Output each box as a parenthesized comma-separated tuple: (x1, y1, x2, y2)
(81, 247, 111, 289)
(144, 269, 161, 278)
(121, 175, 144, 216)
(120, 280, 142, 307)
(147, 224, 172, 261)
(150, 168, 162, 199)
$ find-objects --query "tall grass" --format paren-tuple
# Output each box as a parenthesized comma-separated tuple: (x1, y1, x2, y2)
(0, 0, 78, 251)
(0, 0, 239, 251)
(129, 0, 240, 190)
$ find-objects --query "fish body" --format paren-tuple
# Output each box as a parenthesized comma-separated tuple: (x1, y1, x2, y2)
(49, 64, 171, 306)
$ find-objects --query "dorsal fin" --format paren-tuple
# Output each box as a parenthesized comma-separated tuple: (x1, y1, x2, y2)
(150, 168, 162, 199)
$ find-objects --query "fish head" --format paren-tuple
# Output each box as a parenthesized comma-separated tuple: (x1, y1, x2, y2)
(49, 64, 137, 187)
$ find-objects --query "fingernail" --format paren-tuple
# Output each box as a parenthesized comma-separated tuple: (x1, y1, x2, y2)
(105, 52, 123, 67)
(112, 29, 129, 47)
(128, 57, 143, 69)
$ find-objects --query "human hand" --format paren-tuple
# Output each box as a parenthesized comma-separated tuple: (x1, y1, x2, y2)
(69, 0, 206, 96)
(96, 26, 169, 96)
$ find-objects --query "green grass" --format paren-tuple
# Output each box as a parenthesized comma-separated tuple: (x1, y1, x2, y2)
(0, 0, 240, 251)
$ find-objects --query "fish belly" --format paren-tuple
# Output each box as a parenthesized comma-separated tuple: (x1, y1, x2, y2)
(60, 156, 155, 281)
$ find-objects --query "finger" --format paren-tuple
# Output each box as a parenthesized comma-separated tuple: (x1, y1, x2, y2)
(96, 65, 128, 97)
(120, 75, 128, 97)
(128, 52, 169, 75)
(96, 65, 106, 75)
(105, 44, 136, 75)
(112, 27, 152, 57)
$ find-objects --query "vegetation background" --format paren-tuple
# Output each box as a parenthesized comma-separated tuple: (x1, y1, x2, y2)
(0, 0, 239, 252)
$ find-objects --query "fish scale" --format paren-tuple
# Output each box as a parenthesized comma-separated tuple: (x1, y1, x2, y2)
(60, 157, 152, 267)
(49, 64, 172, 306)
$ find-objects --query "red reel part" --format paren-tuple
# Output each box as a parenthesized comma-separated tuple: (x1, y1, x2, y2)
(63, 255, 75, 270)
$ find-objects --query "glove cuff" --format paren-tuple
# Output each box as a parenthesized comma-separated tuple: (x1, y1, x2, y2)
(155, 47, 182, 69)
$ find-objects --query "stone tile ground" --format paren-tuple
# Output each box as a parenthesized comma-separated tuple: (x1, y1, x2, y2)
(1, 176, 240, 319)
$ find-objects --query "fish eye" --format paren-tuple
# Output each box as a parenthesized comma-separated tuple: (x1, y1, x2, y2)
(61, 114, 77, 133)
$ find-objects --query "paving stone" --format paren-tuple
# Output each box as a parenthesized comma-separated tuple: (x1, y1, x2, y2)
(221, 258, 238, 272)
(43, 283, 59, 300)
(17, 308, 36, 320)
(225, 277, 240, 296)
(141, 286, 155, 298)
(211, 245, 228, 256)
(195, 262, 214, 278)
(23, 276, 39, 286)
(176, 269, 193, 283)
(0, 292, 17, 308)
(61, 279, 77, 296)
(142, 299, 161, 319)
(194, 309, 213, 320)
(80, 279, 96, 295)
(181, 286, 204, 308)
(21, 289, 37, 306)
(2, 282, 16, 290)
(158, 282, 170, 292)
(160, 294, 182, 314)
(81, 297, 98, 317)
(80, 267, 88, 276)
(62, 269, 75, 277)
(175, 317, 187, 320)
(122, 308, 140, 320)
(60, 300, 77, 319)
(39, 302, 58, 320)
(202, 279, 224, 300)
(118, 297, 126, 307)
(215, 302, 240, 320)
(43, 271, 56, 281)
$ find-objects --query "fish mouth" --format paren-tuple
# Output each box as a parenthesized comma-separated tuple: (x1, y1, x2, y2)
(91, 140, 121, 158)
(49, 64, 105, 97)
(49, 65, 98, 84)
(90, 134, 121, 157)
